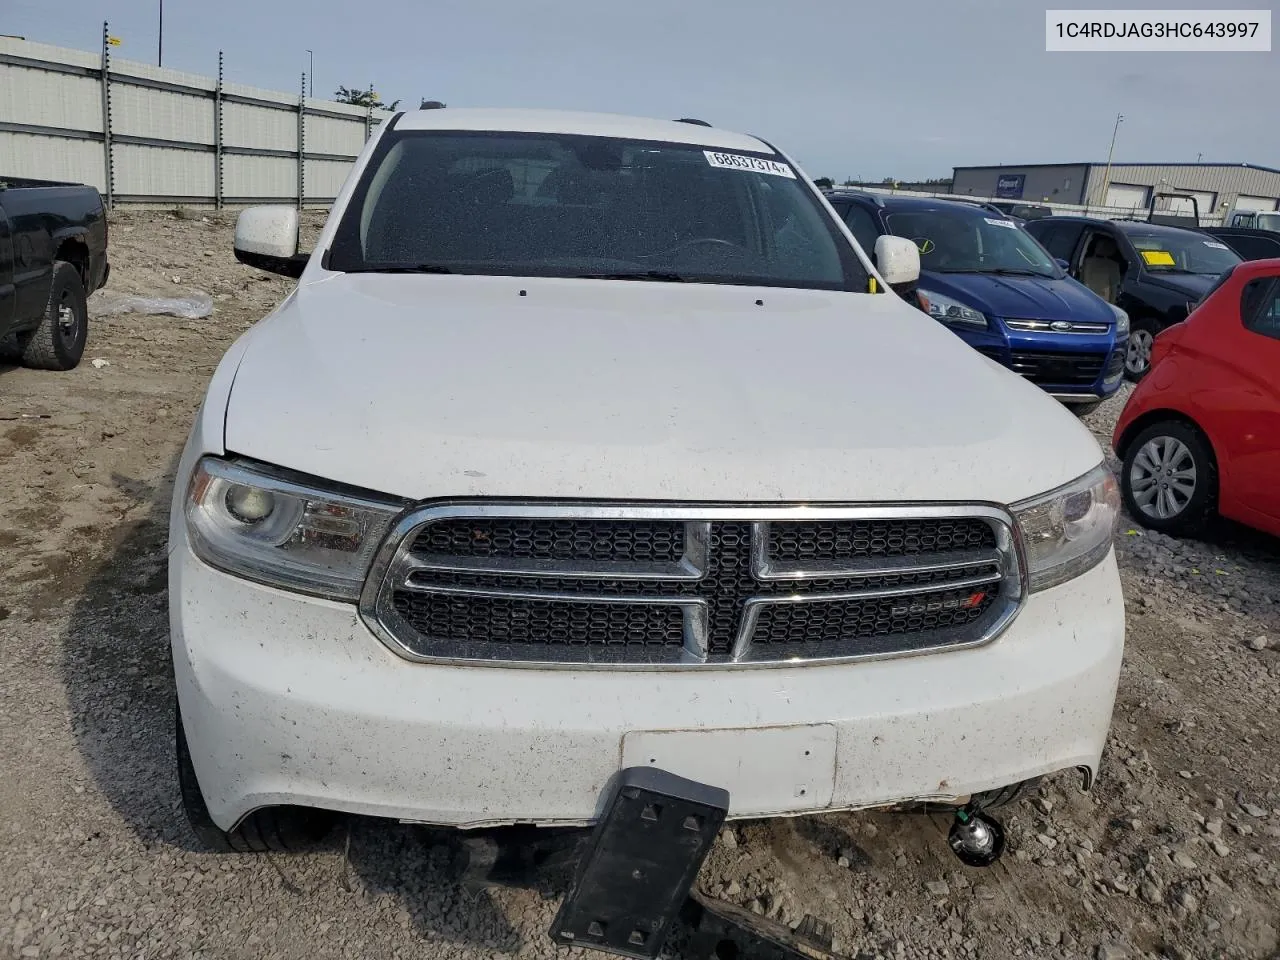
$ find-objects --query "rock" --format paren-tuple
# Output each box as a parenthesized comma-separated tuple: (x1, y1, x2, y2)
(1096, 944, 1128, 960)
(1036, 798, 1055, 815)
(719, 829, 737, 849)
(1210, 840, 1230, 857)
(90, 358, 110, 369)
(725, 880, 741, 897)
(1248, 635, 1270, 651)
(1204, 819, 1223, 836)
(1172, 851, 1198, 870)
(1178, 770, 1194, 780)
(1078, 838, 1095, 853)
(1139, 881, 1162, 905)
(1036, 834, 1058, 850)
(1239, 801, 1269, 819)
(925, 880, 950, 898)
(1234, 822, 1254, 836)
(1178, 890, 1199, 912)
(836, 856, 850, 869)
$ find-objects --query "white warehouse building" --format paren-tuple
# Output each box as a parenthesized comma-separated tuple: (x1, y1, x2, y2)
(951, 162, 1280, 223)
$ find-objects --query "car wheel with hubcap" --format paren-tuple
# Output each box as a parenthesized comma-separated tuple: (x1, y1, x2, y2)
(1123, 319, 1158, 381)
(1121, 420, 1217, 534)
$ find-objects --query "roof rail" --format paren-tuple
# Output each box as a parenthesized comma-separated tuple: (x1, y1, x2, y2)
(676, 118, 712, 127)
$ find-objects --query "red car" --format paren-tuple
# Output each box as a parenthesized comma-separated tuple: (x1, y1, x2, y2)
(1113, 258, 1280, 538)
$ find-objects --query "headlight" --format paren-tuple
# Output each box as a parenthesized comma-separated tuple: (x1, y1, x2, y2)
(1012, 464, 1119, 592)
(185, 457, 404, 600)
(918, 290, 988, 329)
(1111, 305, 1129, 337)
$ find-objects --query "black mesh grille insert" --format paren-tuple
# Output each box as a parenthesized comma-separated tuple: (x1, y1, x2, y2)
(411, 518, 685, 564)
(391, 592, 686, 651)
(750, 586, 997, 655)
(769, 518, 995, 564)
(383, 513, 1010, 664)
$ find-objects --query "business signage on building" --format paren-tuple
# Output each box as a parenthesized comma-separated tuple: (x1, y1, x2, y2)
(995, 174, 1026, 199)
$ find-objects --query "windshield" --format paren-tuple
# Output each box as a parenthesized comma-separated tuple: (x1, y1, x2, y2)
(883, 207, 1059, 278)
(328, 131, 865, 291)
(1126, 231, 1242, 274)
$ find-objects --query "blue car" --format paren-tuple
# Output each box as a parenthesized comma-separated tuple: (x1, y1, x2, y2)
(825, 191, 1129, 413)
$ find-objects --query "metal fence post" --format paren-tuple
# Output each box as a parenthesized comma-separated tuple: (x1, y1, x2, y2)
(297, 72, 306, 211)
(214, 51, 224, 209)
(99, 21, 114, 209)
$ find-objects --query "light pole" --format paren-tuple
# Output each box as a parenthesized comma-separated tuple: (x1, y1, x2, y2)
(1098, 112, 1124, 209)
(157, 0, 163, 66)
(306, 49, 313, 97)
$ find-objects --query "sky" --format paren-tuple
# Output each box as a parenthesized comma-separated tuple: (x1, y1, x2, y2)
(4, 0, 1278, 180)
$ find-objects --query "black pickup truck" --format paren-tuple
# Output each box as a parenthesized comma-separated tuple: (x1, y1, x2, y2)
(1, 177, 110, 370)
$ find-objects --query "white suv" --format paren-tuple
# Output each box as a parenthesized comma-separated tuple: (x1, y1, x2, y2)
(171, 109, 1124, 853)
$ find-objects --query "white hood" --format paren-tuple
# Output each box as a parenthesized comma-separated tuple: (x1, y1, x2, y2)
(222, 274, 1103, 504)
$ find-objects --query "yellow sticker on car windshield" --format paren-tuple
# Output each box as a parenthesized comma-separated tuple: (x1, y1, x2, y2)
(1141, 250, 1175, 266)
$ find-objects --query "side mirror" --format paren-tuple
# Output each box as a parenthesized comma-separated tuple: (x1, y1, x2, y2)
(234, 206, 307, 278)
(1055, 258, 1070, 271)
(874, 235, 920, 286)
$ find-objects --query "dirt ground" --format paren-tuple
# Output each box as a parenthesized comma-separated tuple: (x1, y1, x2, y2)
(1, 211, 1278, 960)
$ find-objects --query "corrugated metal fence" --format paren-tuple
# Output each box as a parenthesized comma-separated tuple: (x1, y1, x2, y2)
(0, 32, 392, 208)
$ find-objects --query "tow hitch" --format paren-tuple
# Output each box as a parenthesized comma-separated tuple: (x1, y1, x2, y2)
(452, 769, 1007, 960)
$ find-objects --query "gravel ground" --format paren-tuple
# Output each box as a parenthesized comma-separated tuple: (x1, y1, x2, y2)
(1, 211, 1278, 960)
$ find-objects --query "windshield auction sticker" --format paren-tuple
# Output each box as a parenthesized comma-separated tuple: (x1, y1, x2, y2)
(1140, 250, 1177, 266)
(1046, 10, 1271, 51)
(704, 151, 796, 178)
(984, 218, 1018, 229)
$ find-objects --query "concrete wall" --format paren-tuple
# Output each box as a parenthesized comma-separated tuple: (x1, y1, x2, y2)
(0, 36, 393, 206)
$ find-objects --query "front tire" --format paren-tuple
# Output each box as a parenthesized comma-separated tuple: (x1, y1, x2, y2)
(176, 703, 335, 853)
(1120, 420, 1217, 534)
(20, 261, 89, 371)
(1123, 317, 1159, 381)
(1068, 400, 1103, 417)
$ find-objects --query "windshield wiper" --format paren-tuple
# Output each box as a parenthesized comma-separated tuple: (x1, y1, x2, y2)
(576, 271, 689, 282)
(345, 263, 454, 274)
(985, 267, 1055, 278)
(931, 267, 1049, 277)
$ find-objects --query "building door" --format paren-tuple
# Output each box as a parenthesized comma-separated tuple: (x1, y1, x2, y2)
(1234, 195, 1277, 213)
(1105, 183, 1148, 213)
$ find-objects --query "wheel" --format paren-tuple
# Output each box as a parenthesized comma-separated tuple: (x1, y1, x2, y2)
(1123, 317, 1159, 381)
(175, 703, 335, 852)
(19, 260, 89, 371)
(1068, 400, 1103, 417)
(1121, 420, 1217, 534)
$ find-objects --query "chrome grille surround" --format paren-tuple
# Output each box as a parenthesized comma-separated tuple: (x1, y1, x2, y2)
(1005, 318, 1111, 335)
(359, 503, 1027, 669)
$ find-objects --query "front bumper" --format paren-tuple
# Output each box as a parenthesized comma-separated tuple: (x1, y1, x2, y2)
(172, 535, 1125, 831)
(962, 325, 1126, 400)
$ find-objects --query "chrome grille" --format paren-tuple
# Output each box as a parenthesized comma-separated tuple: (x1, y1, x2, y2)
(1005, 318, 1110, 334)
(361, 505, 1024, 668)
